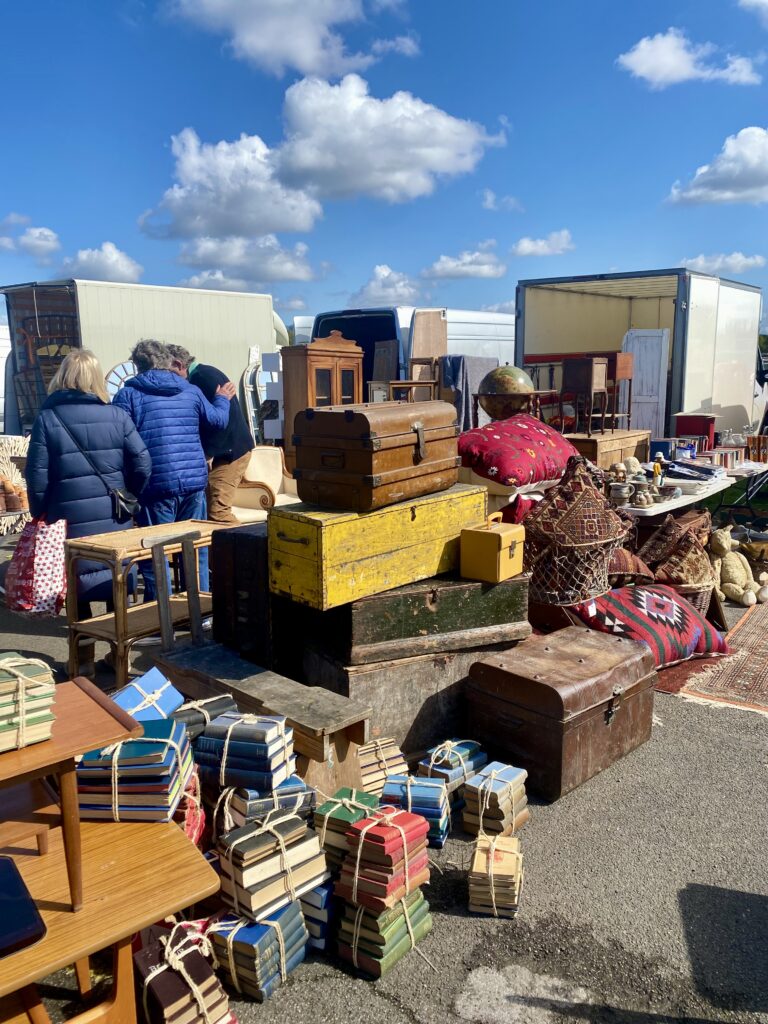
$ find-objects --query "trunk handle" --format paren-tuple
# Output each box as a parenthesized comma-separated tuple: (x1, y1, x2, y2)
(276, 532, 309, 545)
(488, 512, 504, 526)
(412, 421, 426, 463)
(605, 685, 624, 723)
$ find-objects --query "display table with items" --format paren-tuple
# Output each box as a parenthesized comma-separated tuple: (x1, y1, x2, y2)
(65, 520, 225, 687)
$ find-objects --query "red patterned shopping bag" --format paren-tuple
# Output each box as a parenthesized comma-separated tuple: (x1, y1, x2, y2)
(5, 517, 67, 617)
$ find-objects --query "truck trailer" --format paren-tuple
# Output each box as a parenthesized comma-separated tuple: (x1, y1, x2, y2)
(1, 279, 288, 433)
(515, 268, 764, 434)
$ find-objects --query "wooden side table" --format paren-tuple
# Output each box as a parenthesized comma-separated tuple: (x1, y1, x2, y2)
(0, 677, 141, 911)
(65, 520, 225, 687)
(388, 380, 438, 401)
(0, 821, 220, 1024)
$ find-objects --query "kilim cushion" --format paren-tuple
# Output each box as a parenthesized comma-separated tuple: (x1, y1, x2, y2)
(568, 584, 730, 668)
(607, 549, 654, 587)
(458, 414, 579, 489)
(653, 532, 714, 587)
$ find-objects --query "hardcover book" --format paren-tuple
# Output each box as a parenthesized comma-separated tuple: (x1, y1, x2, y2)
(111, 668, 184, 722)
(172, 694, 238, 740)
(203, 712, 292, 746)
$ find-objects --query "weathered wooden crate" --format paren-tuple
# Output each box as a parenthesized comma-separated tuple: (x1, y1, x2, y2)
(564, 429, 651, 469)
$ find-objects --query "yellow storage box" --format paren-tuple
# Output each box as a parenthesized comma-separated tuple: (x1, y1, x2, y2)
(460, 514, 525, 584)
(269, 484, 487, 610)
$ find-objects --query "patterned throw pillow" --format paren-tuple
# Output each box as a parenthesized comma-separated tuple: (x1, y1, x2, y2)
(607, 549, 655, 587)
(568, 584, 729, 668)
(653, 532, 714, 586)
(458, 414, 579, 488)
(637, 515, 685, 569)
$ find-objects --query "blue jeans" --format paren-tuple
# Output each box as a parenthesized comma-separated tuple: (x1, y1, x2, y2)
(137, 490, 209, 601)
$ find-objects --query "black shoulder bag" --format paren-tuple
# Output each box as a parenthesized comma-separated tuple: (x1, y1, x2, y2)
(52, 410, 141, 524)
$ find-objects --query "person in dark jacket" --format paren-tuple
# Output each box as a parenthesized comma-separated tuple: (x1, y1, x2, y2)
(167, 345, 254, 524)
(112, 339, 234, 598)
(25, 348, 152, 619)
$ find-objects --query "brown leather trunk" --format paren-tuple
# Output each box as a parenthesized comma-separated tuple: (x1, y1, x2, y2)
(292, 401, 460, 512)
(467, 626, 656, 801)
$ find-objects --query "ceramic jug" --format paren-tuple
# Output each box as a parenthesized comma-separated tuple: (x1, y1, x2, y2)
(609, 482, 635, 505)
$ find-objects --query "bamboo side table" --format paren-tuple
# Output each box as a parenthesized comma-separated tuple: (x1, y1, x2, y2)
(65, 519, 225, 687)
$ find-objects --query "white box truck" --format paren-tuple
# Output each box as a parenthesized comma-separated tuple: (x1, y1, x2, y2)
(515, 268, 764, 434)
(1, 279, 288, 433)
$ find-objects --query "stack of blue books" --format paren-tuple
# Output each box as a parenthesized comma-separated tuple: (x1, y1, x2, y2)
(417, 739, 488, 811)
(224, 777, 316, 830)
(110, 668, 184, 723)
(209, 903, 308, 1001)
(463, 761, 529, 837)
(77, 719, 193, 821)
(381, 774, 450, 848)
(194, 712, 295, 794)
(299, 880, 334, 951)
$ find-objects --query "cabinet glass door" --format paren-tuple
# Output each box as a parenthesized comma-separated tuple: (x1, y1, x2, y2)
(314, 367, 333, 406)
(340, 368, 357, 405)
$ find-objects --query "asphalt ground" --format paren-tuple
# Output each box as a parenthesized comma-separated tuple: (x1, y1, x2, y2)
(1, 543, 766, 1023)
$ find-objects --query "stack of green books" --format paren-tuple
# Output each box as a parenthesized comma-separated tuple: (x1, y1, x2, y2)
(337, 890, 433, 978)
(313, 787, 379, 873)
(468, 835, 524, 919)
(0, 655, 55, 753)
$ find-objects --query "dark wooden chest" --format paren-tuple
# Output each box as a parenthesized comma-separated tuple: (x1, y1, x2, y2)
(210, 524, 272, 667)
(467, 627, 656, 801)
(292, 400, 460, 511)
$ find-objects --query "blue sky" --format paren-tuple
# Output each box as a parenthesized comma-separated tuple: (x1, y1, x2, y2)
(0, 0, 767, 324)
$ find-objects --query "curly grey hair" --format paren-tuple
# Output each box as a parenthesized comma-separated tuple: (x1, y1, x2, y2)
(131, 339, 172, 373)
(166, 344, 195, 369)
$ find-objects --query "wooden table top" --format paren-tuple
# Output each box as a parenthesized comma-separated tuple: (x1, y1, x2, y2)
(0, 821, 220, 996)
(64, 520, 225, 560)
(0, 678, 141, 786)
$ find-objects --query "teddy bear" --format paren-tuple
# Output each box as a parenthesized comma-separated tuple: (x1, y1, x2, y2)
(708, 525, 768, 606)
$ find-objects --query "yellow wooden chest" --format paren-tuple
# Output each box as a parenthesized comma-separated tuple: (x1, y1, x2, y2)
(460, 516, 525, 584)
(268, 484, 487, 610)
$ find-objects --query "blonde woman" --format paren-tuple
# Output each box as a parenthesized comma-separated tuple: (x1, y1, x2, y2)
(25, 349, 151, 621)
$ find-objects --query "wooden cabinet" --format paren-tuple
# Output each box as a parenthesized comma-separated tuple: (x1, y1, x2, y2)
(282, 332, 363, 467)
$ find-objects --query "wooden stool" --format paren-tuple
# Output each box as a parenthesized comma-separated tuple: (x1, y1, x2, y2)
(560, 357, 608, 437)
(606, 352, 634, 432)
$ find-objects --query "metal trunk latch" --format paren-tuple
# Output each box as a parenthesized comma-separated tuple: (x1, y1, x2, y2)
(412, 421, 426, 463)
(605, 685, 624, 723)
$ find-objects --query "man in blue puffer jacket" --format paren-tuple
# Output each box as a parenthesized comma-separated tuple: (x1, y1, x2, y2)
(113, 339, 234, 598)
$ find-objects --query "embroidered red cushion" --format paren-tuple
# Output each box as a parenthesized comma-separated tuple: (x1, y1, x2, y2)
(568, 584, 729, 668)
(458, 414, 579, 488)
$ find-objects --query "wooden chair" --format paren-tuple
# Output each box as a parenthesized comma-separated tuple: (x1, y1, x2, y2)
(560, 357, 608, 437)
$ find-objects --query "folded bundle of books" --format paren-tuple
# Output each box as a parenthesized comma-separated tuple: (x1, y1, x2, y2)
(77, 719, 193, 822)
(209, 902, 308, 1002)
(417, 739, 488, 810)
(134, 929, 230, 1024)
(299, 880, 334, 951)
(334, 807, 430, 915)
(195, 712, 296, 794)
(313, 787, 379, 873)
(217, 809, 329, 920)
(357, 738, 409, 797)
(468, 835, 524, 919)
(172, 694, 238, 741)
(337, 889, 434, 978)
(463, 761, 529, 837)
(0, 654, 55, 753)
(381, 775, 450, 848)
(111, 667, 184, 723)
(215, 777, 316, 837)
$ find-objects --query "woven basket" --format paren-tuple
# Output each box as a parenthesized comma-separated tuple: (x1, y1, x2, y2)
(670, 581, 714, 615)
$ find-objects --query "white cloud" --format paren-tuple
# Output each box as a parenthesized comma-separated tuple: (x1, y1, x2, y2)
(140, 127, 322, 238)
(174, 0, 388, 78)
(680, 251, 766, 275)
(371, 34, 419, 57)
(669, 126, 768, 203)
(180, 234, 313, 281)
(278, 74, 504, 202)
(483, 299, 516, 314)
(617, 28, 760, 88)
(279, 296, 307, 312)
(481, 188, 522, 212)
(18, 226, 61, 263)
(349, 264, 419, 305)
(0, 212, 30, 230)
(740, 0, 768, 26)
(422, 241, 506, 279)
(61, 241, 143, 282)
(179, 269, 253, 291)
(511, 229, 574, 257)
(0, 237, 15, 251)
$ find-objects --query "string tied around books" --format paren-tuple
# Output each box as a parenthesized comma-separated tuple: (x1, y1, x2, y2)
(177, 695, 229, 727)
(205, 917, 249, 995)
(220, 808, 300, 915)
(349, 899, 437, 973)
(213, 785, 307, 842)
(0, 655, 52, 749)
(142, 925, 216, 1024)
(218, 714, 288, 789)
(125, 680, 172, 718)
(350, 805, 411, 907)
(102, 735, 185, 824)
(315, 789, 379, 847)
(425, 739, 472, 784)
(261, 916, 288, 983)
